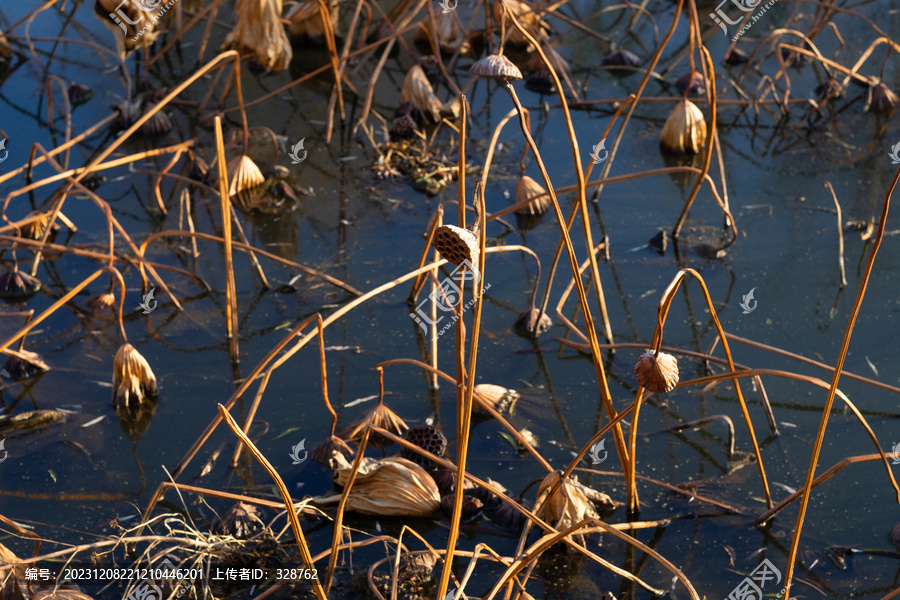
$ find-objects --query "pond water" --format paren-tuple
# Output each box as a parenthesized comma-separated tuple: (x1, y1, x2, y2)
(1, 0, 900, 598)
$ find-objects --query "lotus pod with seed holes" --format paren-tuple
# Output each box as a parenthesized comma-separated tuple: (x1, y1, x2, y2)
(473, 383, 519, 415)
(434, 224, 479, 267)
(401, 424, 447, 467)
(469, 54, 522, 81)
(634, 350, 679, 393)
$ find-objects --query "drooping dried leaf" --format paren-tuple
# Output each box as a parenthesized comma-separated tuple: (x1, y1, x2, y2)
(314, 453, 441, 516)
(2, 350, 49, 381)
(216, 155, 265, 197)
(94, 0, 162, 60)
(536, 471, 603, 545)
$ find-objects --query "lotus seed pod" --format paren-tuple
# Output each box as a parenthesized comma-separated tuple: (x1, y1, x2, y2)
(634, 350, 679, 393)
(469, 54, 522, 81)
(474, 383, 520, 414)
(514, 175, 550, 216)
(660, 99, 707, 154)
(434, 224, 479, 267)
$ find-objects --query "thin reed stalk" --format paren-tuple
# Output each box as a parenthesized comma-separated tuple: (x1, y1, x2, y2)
(217, 405, 326, 600)
(782, 165, 900, 600)
(213, 116, 239, 363)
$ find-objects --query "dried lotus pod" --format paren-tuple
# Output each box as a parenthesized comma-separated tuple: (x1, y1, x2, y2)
(473, 383, 519, 415)
(0, 270, 41, 300)
(514, 175, 549, 216)
(660, 99, 707, 154)
(212, 502, 264, 538)
(19, 211, 59, 241)
(513, 307, 552, 336)
(867, 82, 898, 113)
(415, 11, 470, 55)
(469, 54, 522, 81)
(434, 224, 479, 267)
(87, 291, 116, 313)
(223, 0, 292, 71)
(434, 469, 475, 496)
(140, 109, 173, 136)
(113, 97, 143, 128)
(287, 0, 339, 43)
(401, 424, 448, 466)
(112, 343, 158, 407)
(216, 155, 265, 197)
(634, 350, 679, 393)
(389, 113, 418, 141)
(602, 49, 640, 68)
(311, 435, 353, 464)
(491, 0, 548, 47)
(68, 83, 93, 106)
(1, 350, 49, 381)
(400, 64, 442, 122)
(315, 454, 441, 516)
(536, 471, 600, 544)
(398, 552, 437, 585)
(675, 72, 706, 96)
(440, 493, 483, 519)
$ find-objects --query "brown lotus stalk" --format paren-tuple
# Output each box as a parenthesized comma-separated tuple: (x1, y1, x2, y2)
(400, 64, 442, 123)
(112, 343, 158, 407)
(286, 0, 339, 43)
(660, 99, 707, 154)
(434, 224, 479, 267)
(634, 350, 679, 393)
(312, 314, 354, 463)
(223, 0, 292, 71)
(314, 453, 440, 516)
